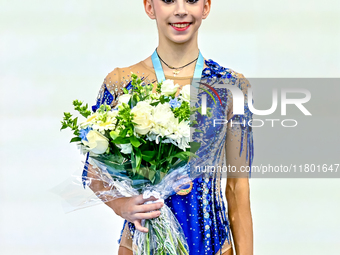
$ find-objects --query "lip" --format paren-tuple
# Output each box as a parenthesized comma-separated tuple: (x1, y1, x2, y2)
(169, 22, 192, 32)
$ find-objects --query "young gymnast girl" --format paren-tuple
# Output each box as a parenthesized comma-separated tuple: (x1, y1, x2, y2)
(87, 1, 254, 254)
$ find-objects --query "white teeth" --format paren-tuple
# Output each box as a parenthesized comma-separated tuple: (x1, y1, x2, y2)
(171, 23, 190, 28)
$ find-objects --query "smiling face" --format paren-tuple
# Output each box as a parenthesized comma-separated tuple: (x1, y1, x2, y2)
(144, 0, 211, 44)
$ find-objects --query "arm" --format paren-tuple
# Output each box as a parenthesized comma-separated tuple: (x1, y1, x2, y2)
(86, 164, 163, 232)
(225, 172, 253, 254)
(225, 74, 254, 254)
(84, 68, 163, 232)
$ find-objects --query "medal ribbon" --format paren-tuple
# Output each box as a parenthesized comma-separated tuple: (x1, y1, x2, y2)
(151, 48, 204, 89)
(151, 49, 204, 195)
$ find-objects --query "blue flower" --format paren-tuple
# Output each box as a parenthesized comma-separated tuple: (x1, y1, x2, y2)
(79, 126, 92, 141)
(169, 97, 181, 108)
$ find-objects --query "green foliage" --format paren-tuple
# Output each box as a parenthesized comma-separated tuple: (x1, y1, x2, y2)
(116, 103, 135, 137)
(172, 101, 190, 122)
(60, 111, 80, 140)
(156, 80, 162, 94)
(129, 136, 141, 147)
(129, 73, 154, 103)
(109, 144, 124, 164)
(61, 74, 203, 187)
(110, 136, 130, 144)
(141, 150, 157, 162)
(73, 100, 91, 118)
(159, 94, 169, 104)
(109, 130, 119, 140)
(60, 100, 92, 143)
(70, 137, 81, 143)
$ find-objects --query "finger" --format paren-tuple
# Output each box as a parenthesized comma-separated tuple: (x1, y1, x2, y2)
(141, 196, 161, 204)
(135, 202, 164, 213)
(134, 210, 161, 221)
(135, 194, 158, 205)
(134, 220, 148, 233)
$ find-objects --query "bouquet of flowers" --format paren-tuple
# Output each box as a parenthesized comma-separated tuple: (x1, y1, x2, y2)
(60, 73, 206, 255)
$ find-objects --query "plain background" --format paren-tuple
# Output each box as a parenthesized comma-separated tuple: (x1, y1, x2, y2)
(1, 0, 340, 254)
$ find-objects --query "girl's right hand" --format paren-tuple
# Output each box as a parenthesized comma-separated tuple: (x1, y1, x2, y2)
(109, 195, 164, 233)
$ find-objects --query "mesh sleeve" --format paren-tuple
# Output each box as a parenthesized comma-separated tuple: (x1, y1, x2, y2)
(225, 74, 254, 178)
(92, 67, 122, 112)
(82, 67, 123, 188)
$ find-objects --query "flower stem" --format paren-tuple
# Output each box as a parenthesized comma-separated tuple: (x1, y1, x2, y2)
(166, 227, 177, 254)
(177, 237, 189, 255)
(145, 220, 150, 255)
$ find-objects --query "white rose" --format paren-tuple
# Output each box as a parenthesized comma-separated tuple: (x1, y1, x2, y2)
(82, 130, 109, 154)
(131, 101, 154, 135)
(116, 143, 132, 154)
(179, 84, 191, 102)
(118, 94, 132, 105)
(161, 79, 179, 96)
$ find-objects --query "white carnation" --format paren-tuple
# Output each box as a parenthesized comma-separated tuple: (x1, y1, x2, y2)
(80, 113, 98, 129)
(152, 102, 176, 129)
(167, 120, 191, 151)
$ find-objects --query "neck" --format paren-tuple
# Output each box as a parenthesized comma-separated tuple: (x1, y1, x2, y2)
(156, 34, 199, 69)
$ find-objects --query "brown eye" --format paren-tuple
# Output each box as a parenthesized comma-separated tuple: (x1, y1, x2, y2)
(162, 0, 174, 3)
(187, 0, 199, 3)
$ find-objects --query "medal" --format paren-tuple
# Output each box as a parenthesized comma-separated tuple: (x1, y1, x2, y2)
(175, 180, 193, 196)
(151, 48, 204, 196)
(173, 176, 193, 196)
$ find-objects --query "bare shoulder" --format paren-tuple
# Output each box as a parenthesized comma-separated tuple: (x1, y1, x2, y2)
(142, 55, 153, 69)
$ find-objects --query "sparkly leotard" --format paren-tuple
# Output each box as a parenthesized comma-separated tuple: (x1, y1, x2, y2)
(92, 58, 254, 255)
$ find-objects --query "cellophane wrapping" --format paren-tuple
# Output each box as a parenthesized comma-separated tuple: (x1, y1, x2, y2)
(55, 73, 209, 254)
(58, 152, 200, 255)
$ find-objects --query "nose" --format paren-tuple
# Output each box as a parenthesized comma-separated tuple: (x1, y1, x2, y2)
(174, 1, 188, 17)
